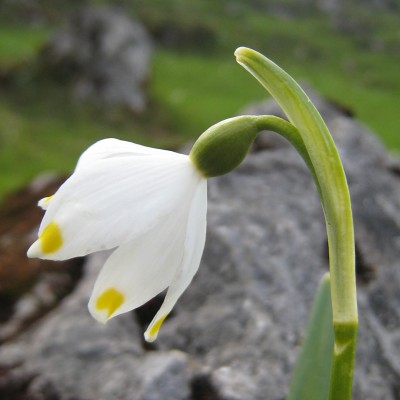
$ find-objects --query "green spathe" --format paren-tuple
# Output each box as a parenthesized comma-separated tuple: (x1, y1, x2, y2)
(189, 116, 259, 178)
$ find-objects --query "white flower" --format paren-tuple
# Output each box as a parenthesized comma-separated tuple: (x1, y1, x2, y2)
(27, 138, 207, 342)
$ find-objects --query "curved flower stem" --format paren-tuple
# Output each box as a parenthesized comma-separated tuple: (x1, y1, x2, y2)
(250, 115, 320, 193)
(235, 47, 357, 400)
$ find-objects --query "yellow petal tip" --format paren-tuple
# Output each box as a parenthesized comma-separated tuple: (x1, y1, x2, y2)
(95, 288, 125, 320)
(39, 221, 63, 254)
(144, 314, 168, 343)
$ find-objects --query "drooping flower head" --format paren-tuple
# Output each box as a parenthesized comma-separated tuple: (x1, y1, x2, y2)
(28, 138, 207, 342)
(27, 115, 261, 340)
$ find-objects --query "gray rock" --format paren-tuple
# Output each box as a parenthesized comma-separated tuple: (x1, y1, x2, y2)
(41, 6, 153, 113)
(1, 90, 399, 399)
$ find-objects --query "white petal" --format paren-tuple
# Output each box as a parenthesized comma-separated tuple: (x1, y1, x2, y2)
(76, 138, 172, 171)
(38, 195, 54, 210)
(144, 180, 207, 342)
(28, 151, 202, 260)
(88, 206, 189, 323)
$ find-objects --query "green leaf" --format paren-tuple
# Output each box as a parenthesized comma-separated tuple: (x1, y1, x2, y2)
(287, 273, 334, 400)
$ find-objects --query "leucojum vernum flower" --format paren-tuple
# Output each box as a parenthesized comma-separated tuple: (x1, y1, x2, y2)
(27, 138, 207, 342)
(28, 47, 357, 400)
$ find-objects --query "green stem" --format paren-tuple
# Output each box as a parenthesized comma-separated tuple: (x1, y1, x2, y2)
(251, 115, 320, 194)
(235, 47, 358, 399)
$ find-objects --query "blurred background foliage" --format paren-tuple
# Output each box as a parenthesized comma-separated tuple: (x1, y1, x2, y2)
(0, 0, 400, 199)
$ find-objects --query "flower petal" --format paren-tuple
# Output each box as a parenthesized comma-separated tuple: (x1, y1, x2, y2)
(75, 138, 171, 170)
(38, 195, 54, 210)
(144, 179, 207, 342)
(88, 205, 190, 323)
(28, 152, 202, 260)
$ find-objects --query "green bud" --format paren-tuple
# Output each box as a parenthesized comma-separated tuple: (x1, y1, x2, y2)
(189, 116, 259, 178)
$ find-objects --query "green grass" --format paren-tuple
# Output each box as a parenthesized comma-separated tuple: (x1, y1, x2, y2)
(0, 26, 49, 66)
(151, 50, 265, 135)
(0, 7, 400, 199)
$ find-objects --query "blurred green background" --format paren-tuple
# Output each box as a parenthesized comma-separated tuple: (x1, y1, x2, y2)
(1, 0, 399, 199)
